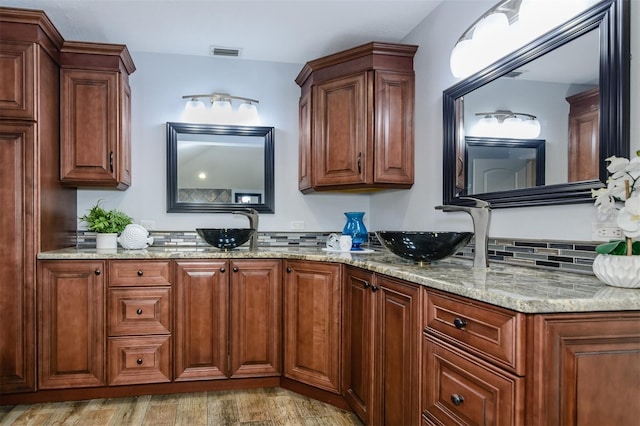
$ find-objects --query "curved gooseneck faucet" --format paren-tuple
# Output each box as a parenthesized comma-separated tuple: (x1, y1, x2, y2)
(232, 208, 259, 251)
(435, 197, 491, 268)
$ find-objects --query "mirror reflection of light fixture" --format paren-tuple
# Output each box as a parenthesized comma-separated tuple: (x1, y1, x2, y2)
(450, 0, 599, 78)
(471, 110, 541, 139)
(182, 93, 260, 125)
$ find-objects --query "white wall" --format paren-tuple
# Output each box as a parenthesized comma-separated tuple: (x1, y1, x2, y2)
(78, 0, 639, 241)
(370, 0, 640, 242)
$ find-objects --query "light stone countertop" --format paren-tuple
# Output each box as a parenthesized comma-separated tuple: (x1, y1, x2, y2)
(37, 246, 640, 314)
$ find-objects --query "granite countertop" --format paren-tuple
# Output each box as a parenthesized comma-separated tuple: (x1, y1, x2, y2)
(38, 246, 640, 314)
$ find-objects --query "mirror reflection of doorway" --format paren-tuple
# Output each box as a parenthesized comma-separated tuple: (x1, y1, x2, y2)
(464, 137, 545, 194)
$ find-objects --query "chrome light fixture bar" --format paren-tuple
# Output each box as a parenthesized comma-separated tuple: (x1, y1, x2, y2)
(182, 92, 260, 125)
(471, 109, 541, 139)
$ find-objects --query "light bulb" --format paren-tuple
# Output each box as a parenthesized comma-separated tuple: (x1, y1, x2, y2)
(183, 99, 207, 122)
(237, 102, 259, 125)
(210, 99, 233, 124)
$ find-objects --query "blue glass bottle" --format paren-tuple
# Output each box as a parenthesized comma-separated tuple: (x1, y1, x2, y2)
(343, 212, 368, 250)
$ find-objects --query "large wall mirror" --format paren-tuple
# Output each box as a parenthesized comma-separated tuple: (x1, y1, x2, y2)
(443, 0, 629, 208)
(167, 122, 275, 213)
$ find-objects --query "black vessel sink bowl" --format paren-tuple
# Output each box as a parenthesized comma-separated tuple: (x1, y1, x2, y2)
(375, 231, 473, 263)
(196, 228, 255, 250)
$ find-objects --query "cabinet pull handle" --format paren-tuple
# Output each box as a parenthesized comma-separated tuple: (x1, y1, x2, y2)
(357, 152, 362, 174)
(94, 269, 101, 275)
(109, 151, 114, 173)
(371, 285, 379, 292)
(136, 309, 143, 315)
(220, 268, 226, 273)
(453, 317, 467, 329)
(286, 267, 292, 273)
(364, 281, 371, 289)
(451, 394, 464, 406)
(137, 270, 143, 276)
(136, 358, 143, 365)
(233, 267, 239, 272)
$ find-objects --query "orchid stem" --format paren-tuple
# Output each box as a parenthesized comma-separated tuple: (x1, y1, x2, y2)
(625, 180, 632, 256)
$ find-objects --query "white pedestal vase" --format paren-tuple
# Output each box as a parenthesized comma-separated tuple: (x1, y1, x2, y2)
(95, 233, 118, 250)
(592, 254, 640, 288)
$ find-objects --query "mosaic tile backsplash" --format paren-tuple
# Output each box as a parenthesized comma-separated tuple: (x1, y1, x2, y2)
(76, 231, 599, 275)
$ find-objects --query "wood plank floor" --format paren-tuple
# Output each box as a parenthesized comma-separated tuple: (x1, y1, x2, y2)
(0, 387, 363, 426)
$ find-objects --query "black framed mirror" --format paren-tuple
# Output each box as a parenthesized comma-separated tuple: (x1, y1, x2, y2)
(443, 0, 629, 208)
(167, 122, 275, 213)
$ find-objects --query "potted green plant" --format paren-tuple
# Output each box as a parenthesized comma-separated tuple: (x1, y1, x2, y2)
(591, 150, 640, 288)
(80, 201, 132, 249)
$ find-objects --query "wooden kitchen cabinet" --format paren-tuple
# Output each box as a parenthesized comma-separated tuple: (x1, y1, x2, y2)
(107, 260, 172, 385)
(59, 41, 135, 190)
(343, 267, 422, 425)
(283, 260, 342, 394)
(567, 88, 599, 182)
(37, 260, 106, 389)
(422, 289, 526, 426)
(296, 42, 417, 193)
(0, 8, 77, 395)
(174, 259, 281, 381)
(527, 312, 640, 426)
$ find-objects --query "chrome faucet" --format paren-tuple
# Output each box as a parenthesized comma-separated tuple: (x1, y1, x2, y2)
(435, 197, 491, 268)
(232, 208, 259, 251)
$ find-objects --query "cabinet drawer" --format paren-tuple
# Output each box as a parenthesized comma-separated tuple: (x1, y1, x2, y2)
(108, 336, 171, 385)
(109, 288, 171, 336)
(109, 260, 171, 286)
(425, 291, 525, 374)
(423, 336, 524, 426)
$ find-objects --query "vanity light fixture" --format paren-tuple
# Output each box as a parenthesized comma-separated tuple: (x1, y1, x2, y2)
(450, 0, 599, 78)
(471, 110, 541, 139)
(182, 93, 260, 125)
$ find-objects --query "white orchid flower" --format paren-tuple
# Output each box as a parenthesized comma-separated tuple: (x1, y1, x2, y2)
(606, 156, 629, 174)
(616, 195, 640, 239)
(592, 188, 616, 219)
(607, 176, 632, 200)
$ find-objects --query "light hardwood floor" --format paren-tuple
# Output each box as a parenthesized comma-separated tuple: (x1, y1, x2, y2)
(0, 387, 363, 426)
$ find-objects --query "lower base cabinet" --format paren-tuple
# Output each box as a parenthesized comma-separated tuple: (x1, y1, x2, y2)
(38, 260, 106, 389)
(174, 259, 281, 381)
(343, 266, 422, 425)
(283, 260, 342, 394)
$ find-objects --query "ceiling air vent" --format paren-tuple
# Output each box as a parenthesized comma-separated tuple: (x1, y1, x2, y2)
(210, 45, 242, 58)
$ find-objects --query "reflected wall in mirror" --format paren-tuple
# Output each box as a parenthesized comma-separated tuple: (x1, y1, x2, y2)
(443, 0, 629, 208)
(167, 122, 275, 213)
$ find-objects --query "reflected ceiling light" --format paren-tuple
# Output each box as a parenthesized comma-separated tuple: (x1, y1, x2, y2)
(470, 110, 541, 139)
(182, 92, 260, 125)
(449, 0, 599, 79)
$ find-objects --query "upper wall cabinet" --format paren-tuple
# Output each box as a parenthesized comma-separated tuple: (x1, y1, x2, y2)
(60, 41, 136, 190)
(295, 42, 417, 193)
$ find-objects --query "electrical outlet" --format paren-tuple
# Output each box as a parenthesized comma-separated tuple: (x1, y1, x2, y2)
(140, 219, 156, 230)
(290, 220, 305, 231)
(591, 222, 623, 241)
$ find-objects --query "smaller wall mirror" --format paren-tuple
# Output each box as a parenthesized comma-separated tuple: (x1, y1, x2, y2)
(167, 122, 275, 213)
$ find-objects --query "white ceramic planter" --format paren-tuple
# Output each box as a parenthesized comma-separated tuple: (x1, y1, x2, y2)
(592, 254, 640, 288)
(95, 233, 118, 250)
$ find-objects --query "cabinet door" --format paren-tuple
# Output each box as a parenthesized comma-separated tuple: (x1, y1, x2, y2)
(298, 90, 312, 191)
(529, 313, 640, 426)
(313, 73, 370, 187)
(375, 275, 422, 426)
(174, 260, 228, 381)
(342, 267, 375, 423)
(284, 260, 342, 393)
(374, 71, 414, 185)
(0, 123, 36, 393)
(38, 260, 106, 389)
(60, 69, 130, 189)
(0, 41, 35, 119)
(229, 259, 282, 378)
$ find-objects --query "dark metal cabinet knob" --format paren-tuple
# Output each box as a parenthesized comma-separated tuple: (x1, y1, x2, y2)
(137, 270, 143, 276)
(453, 317, 467, 329)
(371, 285, 379, 292)
(136, 309, 143, 315)
(451, 394, 464, 406)
(94, 269, 101, 275)
(136, 358, 143, 365)
(364, 281, 371, 289)
(286, 267, 292, 273)
(220, 268, 225, 273)
(233, 267, 239, 272)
